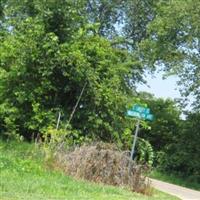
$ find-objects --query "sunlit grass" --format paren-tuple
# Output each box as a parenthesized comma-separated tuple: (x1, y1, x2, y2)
(0, 140, 179, 200)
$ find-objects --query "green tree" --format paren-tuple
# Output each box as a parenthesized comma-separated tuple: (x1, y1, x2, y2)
(136, 92, 181, 167)
(137, 0, 200, 181)
(82, 0, 157, 51)
(162, 112, 200, 181)
(0, 0, 165, 143)
(138, 93, 200, 181)
(5, 0, 87, 43)
(140, 0, 200, 109)
(0, 1, 145, 142)
(86, 0, 123, 36)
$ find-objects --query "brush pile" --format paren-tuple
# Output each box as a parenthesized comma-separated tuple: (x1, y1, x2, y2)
(55, 143, 151, 194)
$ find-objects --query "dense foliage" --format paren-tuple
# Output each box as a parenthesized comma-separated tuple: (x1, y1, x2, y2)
(0, 0, 146, 143)
(162, 112, 200, 181)
(0, 0, 199, 182)
(140, 0, 200, 109)
(138, 93, 200, 181)
(139, 93, 181, 152)
(138, 0, 200, 181)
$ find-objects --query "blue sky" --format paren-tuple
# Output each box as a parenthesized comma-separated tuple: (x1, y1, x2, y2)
(137, 72, 180, 100)
(137, 72, 195, 115)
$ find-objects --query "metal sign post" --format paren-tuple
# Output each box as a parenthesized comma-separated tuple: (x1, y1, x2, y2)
(130, 119, 140, 160)
(56, 111, 61, 130)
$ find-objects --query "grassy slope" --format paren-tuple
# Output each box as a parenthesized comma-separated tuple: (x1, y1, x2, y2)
(150, 170, 200, 191)
(0, 140, 179, 200)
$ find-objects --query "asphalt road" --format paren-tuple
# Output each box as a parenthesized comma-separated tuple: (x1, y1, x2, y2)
(150, 178, 200, 200)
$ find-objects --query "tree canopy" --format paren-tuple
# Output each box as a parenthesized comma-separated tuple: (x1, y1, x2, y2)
(140, 0, 200, 109)
(0, 0, 147, 141)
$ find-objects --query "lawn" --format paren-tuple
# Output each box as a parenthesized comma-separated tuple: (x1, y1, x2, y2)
(0, 140, 179, 200)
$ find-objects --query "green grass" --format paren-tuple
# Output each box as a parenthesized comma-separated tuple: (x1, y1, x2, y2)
(0, 140, 179, 200)
(150, 170, 200, 191)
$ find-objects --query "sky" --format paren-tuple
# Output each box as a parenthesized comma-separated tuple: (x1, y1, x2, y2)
(137, 72, 180, 100)
(137, 72, 194, 117)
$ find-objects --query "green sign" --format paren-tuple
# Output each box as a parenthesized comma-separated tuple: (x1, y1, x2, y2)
(145, 114, 154, 121)
(127, 110, 141, 118)
(127, 104, 154, 121)
(131, 105, 150, 114)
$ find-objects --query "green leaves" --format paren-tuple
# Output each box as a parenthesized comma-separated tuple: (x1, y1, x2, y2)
(139, 94, 181, 151)
(0, 0, 150, 146)
(0, 5, 138, 143)
(140, 0, 200, 109)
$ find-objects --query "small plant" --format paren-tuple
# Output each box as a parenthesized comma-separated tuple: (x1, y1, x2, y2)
(41, 126, 92, 167)
(121, 128, 154, 167)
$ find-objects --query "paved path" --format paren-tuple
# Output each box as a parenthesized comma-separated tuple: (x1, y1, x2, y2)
(150, 178, 200, 200)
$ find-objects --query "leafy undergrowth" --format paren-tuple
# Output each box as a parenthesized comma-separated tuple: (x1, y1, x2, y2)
(0, 140, 179, 200)
(150, 170, 200, 191)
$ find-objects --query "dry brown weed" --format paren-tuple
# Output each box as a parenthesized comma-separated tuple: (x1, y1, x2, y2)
(54, 142, 152, 195)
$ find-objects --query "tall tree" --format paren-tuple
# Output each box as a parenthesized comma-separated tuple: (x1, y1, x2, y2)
(85, 0, 157, 49)
(5, 0, 88, 43)
(0, 0, 6, 38)
(0, 0, 146, 141)
(0, 0, 164, 141)
(122, 0, 156, 49)
(162, 112, 200, 181)
(140, 0, 200, 109)
(86, 0, 124, 37)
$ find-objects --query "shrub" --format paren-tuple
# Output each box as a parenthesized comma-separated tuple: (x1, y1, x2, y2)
(54, 143, 152, 195)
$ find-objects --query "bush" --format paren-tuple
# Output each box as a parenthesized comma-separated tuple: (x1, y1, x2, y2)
(54, 143, 152, 195)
